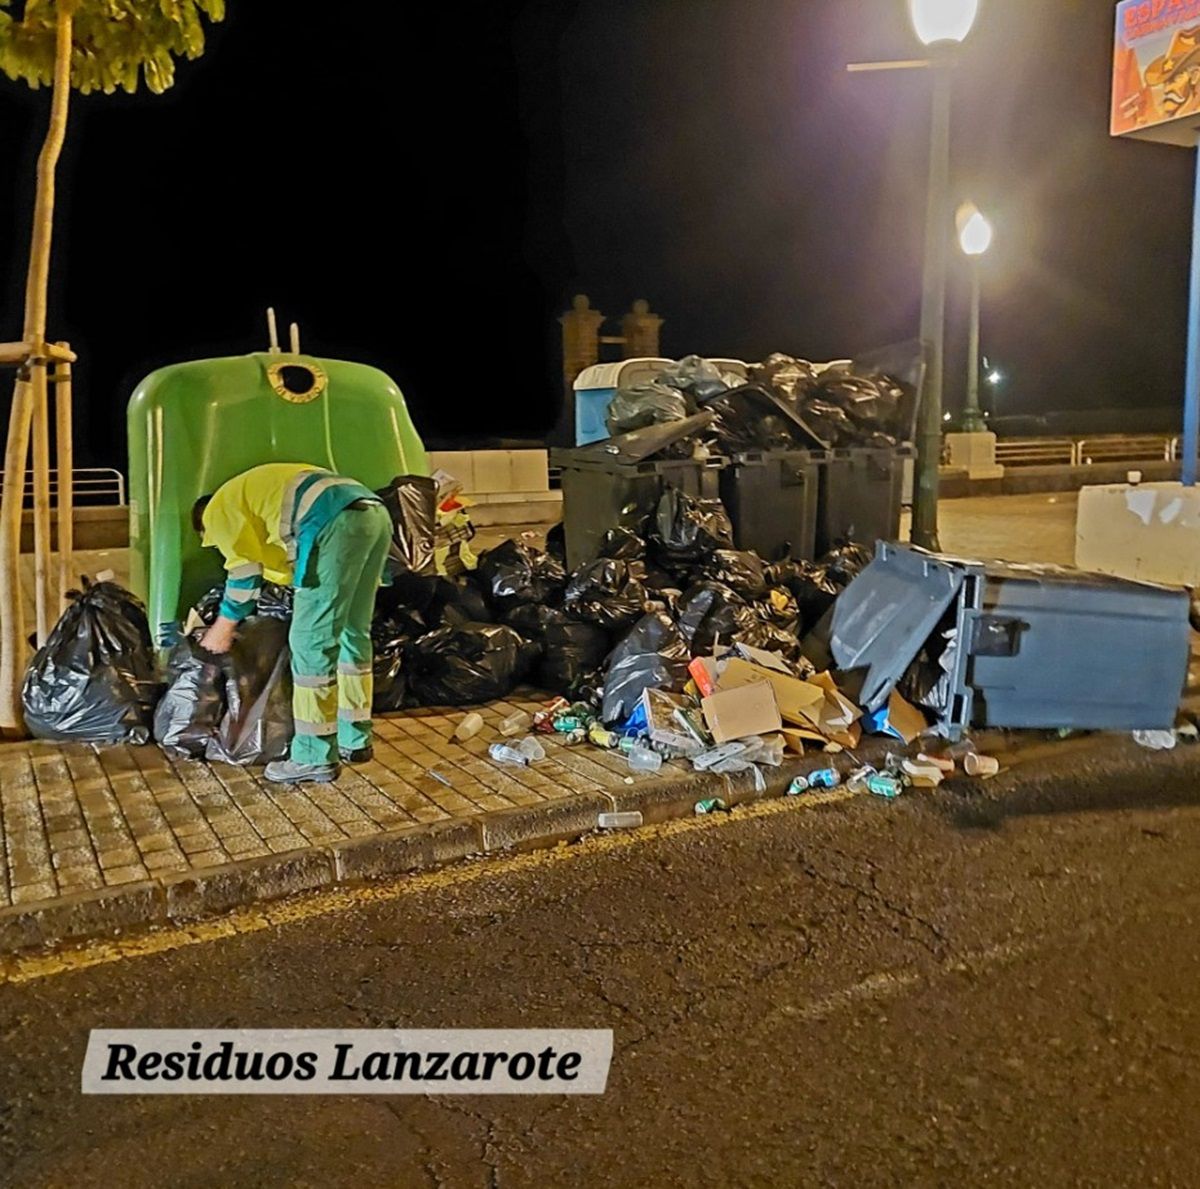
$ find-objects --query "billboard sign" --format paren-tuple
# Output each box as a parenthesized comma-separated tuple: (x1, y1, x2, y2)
(1113, 1, 1200, 145)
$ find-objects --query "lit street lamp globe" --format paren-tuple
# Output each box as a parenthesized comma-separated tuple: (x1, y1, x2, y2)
(908, 0, 981, 47)
(957, 205, 994, 256)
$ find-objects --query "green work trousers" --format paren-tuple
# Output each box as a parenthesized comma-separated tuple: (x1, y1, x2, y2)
(289, 503, 392, 766)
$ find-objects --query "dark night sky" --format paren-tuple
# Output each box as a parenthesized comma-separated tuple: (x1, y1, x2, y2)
(0, 0, 1192, 467)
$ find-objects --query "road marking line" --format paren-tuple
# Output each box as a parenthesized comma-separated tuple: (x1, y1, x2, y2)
(0, 788, 867, 986)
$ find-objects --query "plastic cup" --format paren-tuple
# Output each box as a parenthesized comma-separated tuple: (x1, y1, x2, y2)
(454, 712, 485, 742)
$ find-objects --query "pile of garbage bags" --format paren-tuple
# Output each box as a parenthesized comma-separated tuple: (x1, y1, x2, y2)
(604, 346, 921, 455)
(21, 466, 883, 761)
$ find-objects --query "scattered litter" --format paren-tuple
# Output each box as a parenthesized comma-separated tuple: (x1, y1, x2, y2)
(627, 744, 664, 774)
(453, 712, 485, 742)
(488, 742, 528, 768)
(1133, 730, 1178, 752)
(516, 736, 546, 763)
(694, 798, 729, 815)
(598, 811, 644, 830)
(428, 769, 453, 788)
(499, 710, 532, 737)
(963, 753, 1001, 778)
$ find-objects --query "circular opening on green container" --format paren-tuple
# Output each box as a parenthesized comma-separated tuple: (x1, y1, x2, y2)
(267, 359, 327, 404)
(279, 365, 316, 395)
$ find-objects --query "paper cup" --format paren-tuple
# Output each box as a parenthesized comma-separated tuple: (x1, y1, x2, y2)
(964, 753, 1000, 778)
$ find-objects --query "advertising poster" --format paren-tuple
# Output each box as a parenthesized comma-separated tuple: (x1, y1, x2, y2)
(1113, 1, 1200, 143)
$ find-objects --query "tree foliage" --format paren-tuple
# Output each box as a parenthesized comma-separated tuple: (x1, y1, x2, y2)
(0, 0, 225, 95)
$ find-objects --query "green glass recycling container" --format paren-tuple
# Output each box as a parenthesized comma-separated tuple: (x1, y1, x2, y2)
(128, 352, 428, 648)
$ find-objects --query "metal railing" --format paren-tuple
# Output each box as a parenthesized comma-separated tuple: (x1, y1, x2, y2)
(0, 467, 126, 506)
(995, 435, 1182, 469)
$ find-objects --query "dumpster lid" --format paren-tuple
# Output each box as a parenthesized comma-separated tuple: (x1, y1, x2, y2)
(829, 543, 964, 712)
(700, 383, 831, 450)
(573, 359, 673, 391)
(574, 411, 717, 464)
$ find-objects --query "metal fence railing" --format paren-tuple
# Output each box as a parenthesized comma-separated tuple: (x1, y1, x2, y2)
(995, 436, 1182, 469)
(0, 467, 126, 506)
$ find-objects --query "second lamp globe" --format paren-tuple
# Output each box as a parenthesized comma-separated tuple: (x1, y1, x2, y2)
(908, 0, 981, 47)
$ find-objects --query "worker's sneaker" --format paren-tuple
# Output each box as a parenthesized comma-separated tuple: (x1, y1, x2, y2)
(263, 760, 339, 785)
(342, 746, 374, 764)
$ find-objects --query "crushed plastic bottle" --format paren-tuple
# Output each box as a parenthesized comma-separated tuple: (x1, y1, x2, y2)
(516, 736, 546, 763)
(488, 742, 529, 767)
(627, 744, 663, 774)
(1133, 730, 1178, 752)
(499, 710, 533, 738)
(453, 712, 485, 742)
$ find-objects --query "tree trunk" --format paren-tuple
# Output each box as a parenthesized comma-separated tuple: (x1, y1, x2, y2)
(0, 2, 75, 733)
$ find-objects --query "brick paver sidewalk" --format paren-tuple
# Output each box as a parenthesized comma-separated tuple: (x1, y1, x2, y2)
(0, 692, 766, 949)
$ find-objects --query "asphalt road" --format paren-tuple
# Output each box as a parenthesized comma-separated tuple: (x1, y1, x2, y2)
(3, 749, 1200, 1187)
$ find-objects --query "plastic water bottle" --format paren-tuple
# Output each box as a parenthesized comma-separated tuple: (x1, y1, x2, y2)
(516, 736, 546, 763)
(627, 745, 663, 774)
(453, 712, 484, 742)
(488, 743, 528, 767)
(499, 710, 532, 737)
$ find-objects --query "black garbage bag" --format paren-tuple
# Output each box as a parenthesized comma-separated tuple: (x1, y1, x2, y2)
(660, 355, 729, 401)
(751, 354, 817, 401)
(701, 383, 825, 453)
(677, 581, 746, 654)
(758, 586, 802, 632)
(194, 581, 292, 626)
(563, 559, 647, 632)
(477, 540, 566, 611)
(736, 609, 803, 661)
(207, 617, 294, 766)
(23, 579, 162, 745)
(405, 622, 537, 707)
(606, 379, 689, 437)
(599, 526, 646, 562)
(700, 550, 769, 599)
(377, 474, 438, 576)
(504, 605, 611, 695)
(796, 398, 856, 447)
(153, 634, 227, 758)
(767, 560, 842, 632)
(651, 488, 734, 571)
(371, 617, 410, 713)
(544, 522, 567, 564)
(601, 612, 691, 725)
(822, 543, 873, 587)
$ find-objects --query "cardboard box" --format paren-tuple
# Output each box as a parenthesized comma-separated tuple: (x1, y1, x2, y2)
(701, 681, 782, 744)
(717, 658, 826, 728)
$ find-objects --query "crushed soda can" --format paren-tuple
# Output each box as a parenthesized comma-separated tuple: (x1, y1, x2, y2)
(806, 768, 842, 790)
(694, 798, 729, 815)
(787, 776, 810, 795)
(866, 774, 903, 799)
(553, 716, 585, 733)
(588, 724, 620, 750)
(562, 728, 587, 747)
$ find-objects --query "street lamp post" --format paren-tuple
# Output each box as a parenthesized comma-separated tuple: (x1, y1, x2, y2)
(957, 203, 993, 433)
(907, 0, 980, 551)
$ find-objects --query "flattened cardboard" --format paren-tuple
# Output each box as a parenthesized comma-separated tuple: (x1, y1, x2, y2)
(717, 658, 826, 727)
(701, 681, 782, 744)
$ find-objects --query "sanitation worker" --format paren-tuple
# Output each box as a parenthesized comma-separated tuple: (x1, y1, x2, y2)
(193, 463, 392, 784)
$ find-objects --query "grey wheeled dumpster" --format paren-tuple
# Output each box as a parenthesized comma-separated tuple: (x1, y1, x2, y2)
(551, 415, 725, 570)
(829, 543, 1191, 738)
(720, 449, 824, 562)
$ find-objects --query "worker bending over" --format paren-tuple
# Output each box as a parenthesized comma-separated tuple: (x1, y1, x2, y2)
(194, 463, 392, 784)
